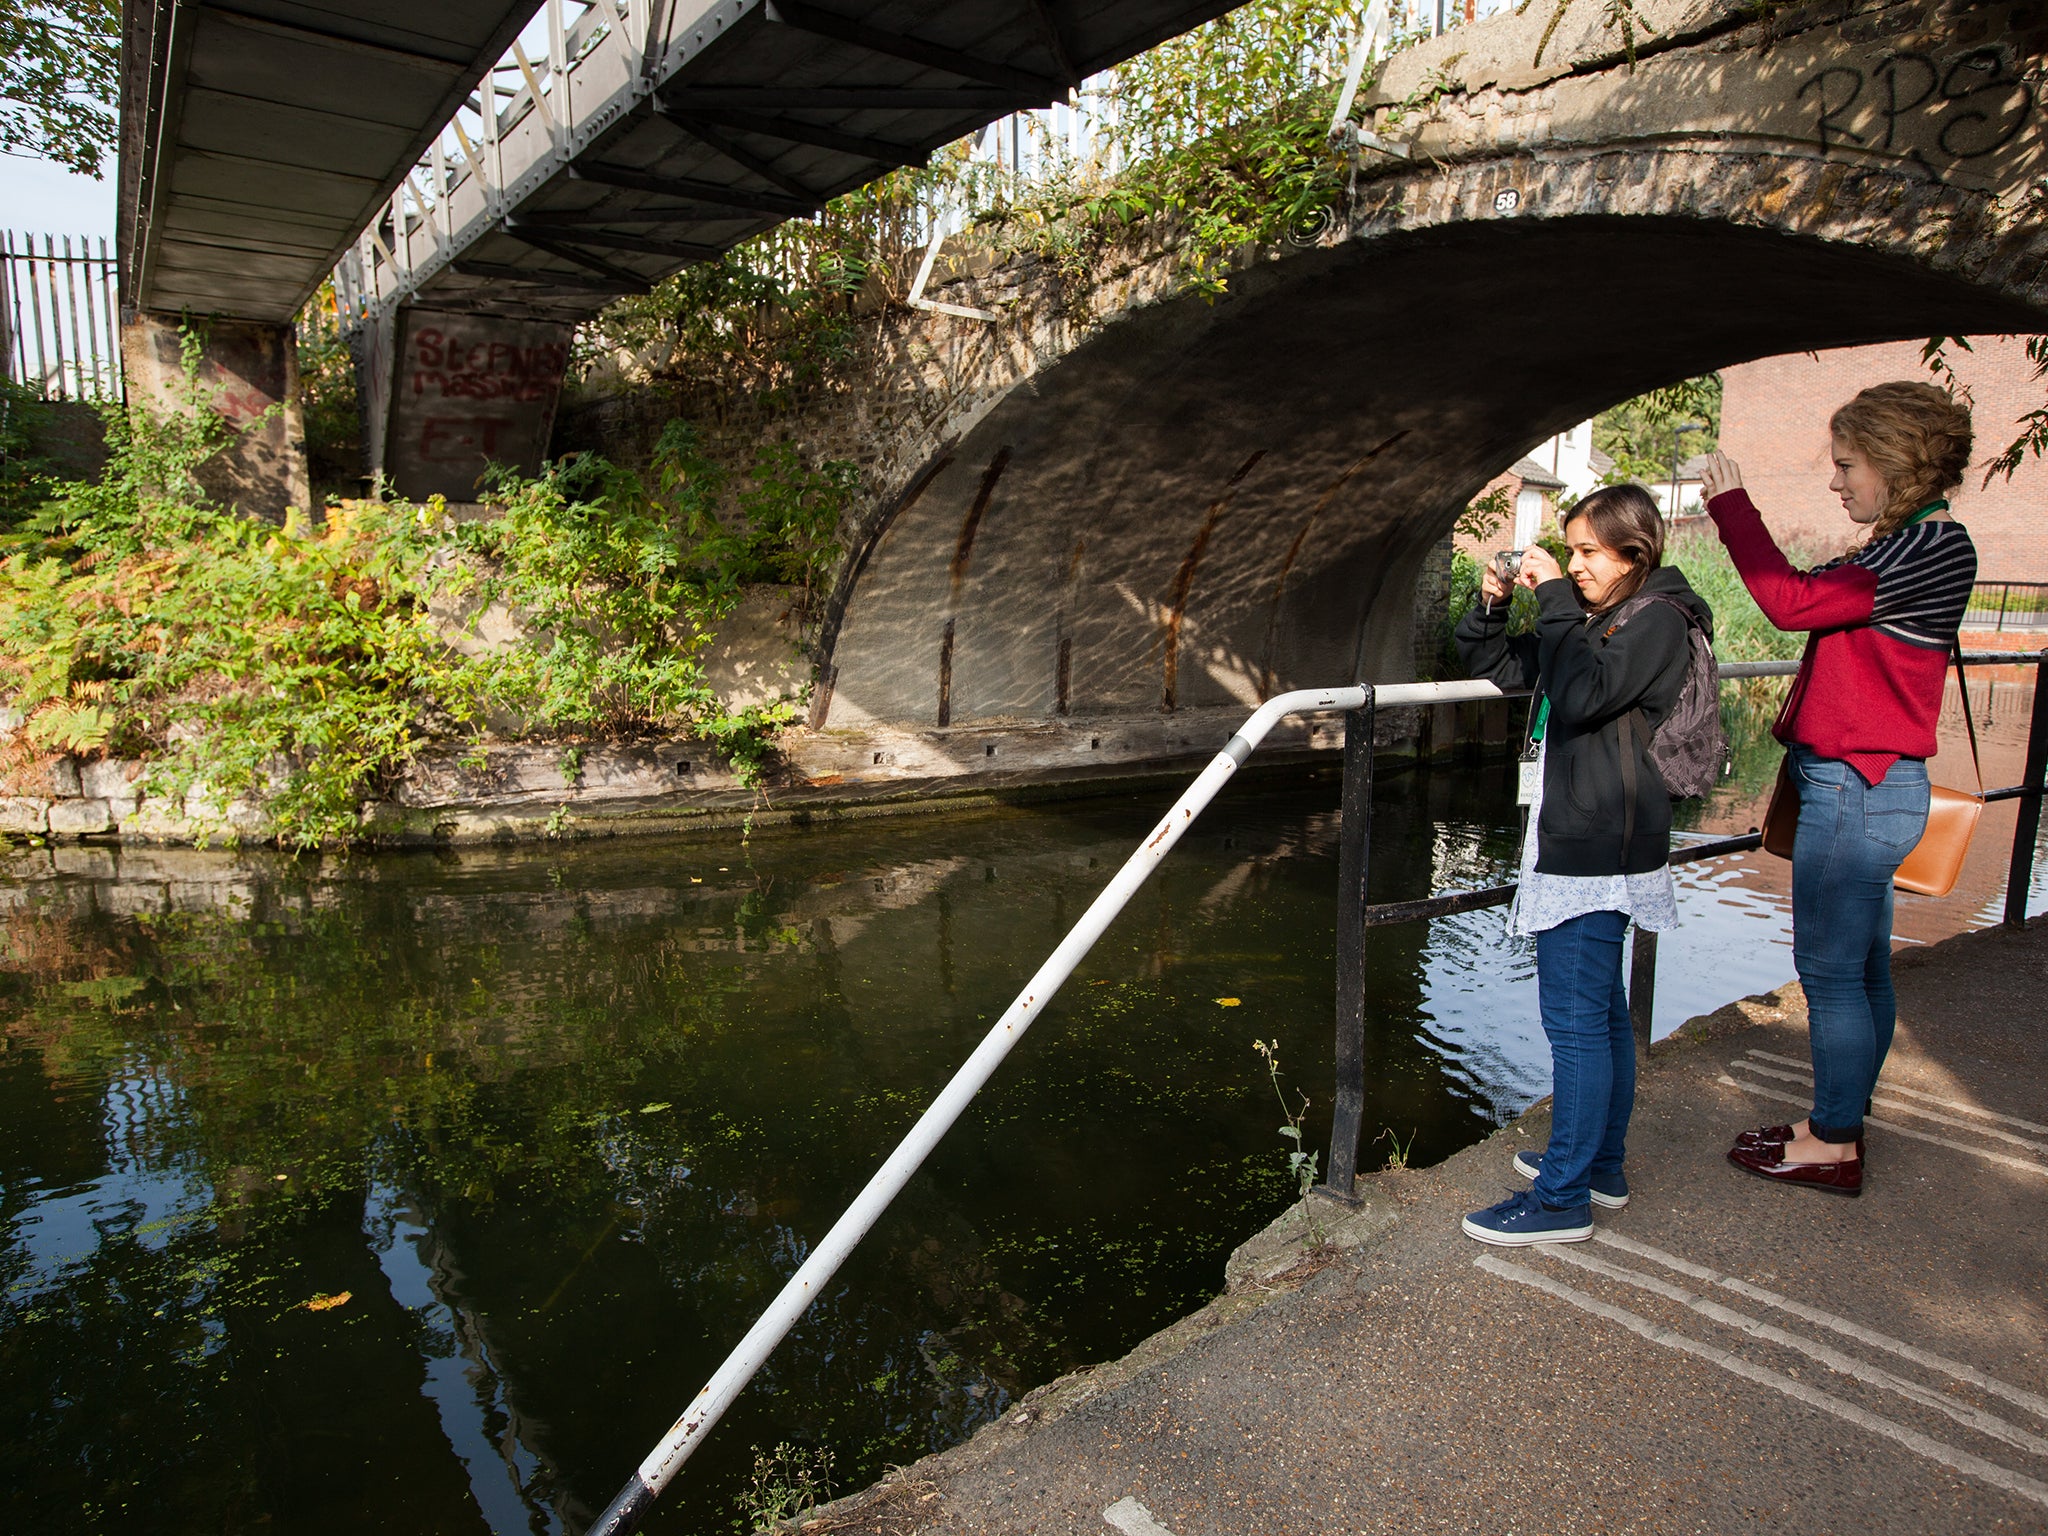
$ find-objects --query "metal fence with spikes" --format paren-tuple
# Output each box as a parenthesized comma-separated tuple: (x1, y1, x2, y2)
(1, 233, 123, 402)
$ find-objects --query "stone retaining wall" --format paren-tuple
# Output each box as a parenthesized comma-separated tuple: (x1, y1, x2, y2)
(0, 698, 1508, 847)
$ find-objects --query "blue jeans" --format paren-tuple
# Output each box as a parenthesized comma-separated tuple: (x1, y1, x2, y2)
(1789, 745, 1930, 1143)
(1531, 909, 1634, 1209)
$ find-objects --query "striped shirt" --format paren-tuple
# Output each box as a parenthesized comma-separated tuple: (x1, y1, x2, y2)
(1815, 519, 1977, 650)
(1707, 490, 1978, 783)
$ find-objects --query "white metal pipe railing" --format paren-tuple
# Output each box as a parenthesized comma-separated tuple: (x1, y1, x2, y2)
(584, 678, 1504, 1533)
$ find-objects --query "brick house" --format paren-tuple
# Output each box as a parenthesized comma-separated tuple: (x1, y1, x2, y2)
(1454, 433, 1610, 562)
(1718, 336, 2048, 579)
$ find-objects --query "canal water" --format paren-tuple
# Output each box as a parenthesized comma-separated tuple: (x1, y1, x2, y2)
(4, 686, 2044, 1534)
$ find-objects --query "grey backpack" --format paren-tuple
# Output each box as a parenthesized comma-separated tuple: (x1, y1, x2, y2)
(1611, 593, 1725, 800)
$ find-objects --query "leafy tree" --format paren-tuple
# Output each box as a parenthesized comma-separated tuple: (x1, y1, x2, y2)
(1928, 334, 2048, 490)
(297, 283, 362, 499)
(1592, 373, 1721, 488)
(0, 0, 119, 179)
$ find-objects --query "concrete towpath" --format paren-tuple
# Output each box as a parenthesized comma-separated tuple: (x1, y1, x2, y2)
(806, 917, 2048, 1536)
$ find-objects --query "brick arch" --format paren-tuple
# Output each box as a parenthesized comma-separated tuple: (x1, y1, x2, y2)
(810, 4, 2048, 733)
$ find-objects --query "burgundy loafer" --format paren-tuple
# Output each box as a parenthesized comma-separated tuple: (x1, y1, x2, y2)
(1733, 1122, 1796, 1149)
(1731, 1123, 1865, 1157)
(1727, 1141, 1863, 1197)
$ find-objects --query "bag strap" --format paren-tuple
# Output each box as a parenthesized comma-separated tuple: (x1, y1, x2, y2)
(1605, 591, 1703, 637)
(1618, 711, 1639, 849)
(1952, 639, 1984, 795)
(1597, 594, 1687, 854)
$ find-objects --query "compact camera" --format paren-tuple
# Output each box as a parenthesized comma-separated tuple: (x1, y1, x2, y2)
(1490, 548, 1526, 589)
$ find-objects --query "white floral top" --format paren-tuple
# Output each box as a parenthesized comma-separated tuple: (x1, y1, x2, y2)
(1508, 738, 1680, 937)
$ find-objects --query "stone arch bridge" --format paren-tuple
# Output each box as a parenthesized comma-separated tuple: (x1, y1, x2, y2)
(776, 0, 2047, 786)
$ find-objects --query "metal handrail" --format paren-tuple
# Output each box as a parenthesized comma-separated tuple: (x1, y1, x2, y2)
(1964, 581, 2048, 633)
(584, 677, 1509, 1534)
(585, 651, 2048, 1530)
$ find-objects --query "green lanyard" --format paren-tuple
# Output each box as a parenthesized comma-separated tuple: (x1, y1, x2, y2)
(1529, 697, 1550, 744)
(1905, 499, 1949, 527)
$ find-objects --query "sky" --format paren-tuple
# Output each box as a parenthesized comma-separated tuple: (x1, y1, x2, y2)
(2, 153, 117, 248)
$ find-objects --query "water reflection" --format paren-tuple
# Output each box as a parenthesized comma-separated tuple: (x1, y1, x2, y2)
(2, 693, 2042, 1533)
(368, 1179, 569, 1534)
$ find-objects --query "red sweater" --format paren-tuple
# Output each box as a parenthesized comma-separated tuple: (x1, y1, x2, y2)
(1706, 489, 1977, 783)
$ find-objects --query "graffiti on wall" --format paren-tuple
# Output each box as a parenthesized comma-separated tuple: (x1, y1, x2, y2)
(401, 322, 571, 468)
(1798, 45, 2040, 166)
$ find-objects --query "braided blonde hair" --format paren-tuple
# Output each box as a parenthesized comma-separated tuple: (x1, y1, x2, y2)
(1829, 381, 1974, 540)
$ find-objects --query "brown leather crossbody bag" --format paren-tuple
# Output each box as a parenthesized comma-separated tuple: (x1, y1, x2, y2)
(1760, 642, 1983, 897)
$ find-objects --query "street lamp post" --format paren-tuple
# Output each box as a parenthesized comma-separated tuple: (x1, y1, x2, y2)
(1669, 420, 1706, 521)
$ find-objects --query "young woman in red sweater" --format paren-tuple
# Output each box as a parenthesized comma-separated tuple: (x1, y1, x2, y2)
(1700, 382, 1977, 1197)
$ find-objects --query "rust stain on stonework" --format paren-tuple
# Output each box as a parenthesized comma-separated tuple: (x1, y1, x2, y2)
(1161, 450, 1266, 713)
(950, 447, 1013, 598)
(1257, 431, 1409, 700)
(1054, 534, 1087, 713)
(937, 617, 957, 727)
(809, 451, 953, 728)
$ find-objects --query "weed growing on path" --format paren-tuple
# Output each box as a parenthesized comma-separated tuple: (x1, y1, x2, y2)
(1376, 1126, 1417, 1171)
(1253, 1038, 1324, 1246)
(738, 1442, 835, 1533)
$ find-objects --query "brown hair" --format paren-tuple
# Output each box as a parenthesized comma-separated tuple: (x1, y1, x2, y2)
(1828, 381, 1974, 540)
(1561, 483, 1664, 613)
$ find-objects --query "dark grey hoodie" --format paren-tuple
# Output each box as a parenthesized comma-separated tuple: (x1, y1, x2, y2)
(1455, 565, 1714, 876)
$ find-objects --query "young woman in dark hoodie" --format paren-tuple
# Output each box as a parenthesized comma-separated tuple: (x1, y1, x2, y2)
(1455, 484, 1714, 1244)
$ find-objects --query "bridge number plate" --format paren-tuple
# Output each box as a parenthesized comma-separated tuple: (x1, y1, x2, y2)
(1493, 189, 1521, 214)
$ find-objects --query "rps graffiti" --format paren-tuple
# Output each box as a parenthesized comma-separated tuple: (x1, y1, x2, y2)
(1798, 46, 2039, 162)
(406, 327, 570, 403)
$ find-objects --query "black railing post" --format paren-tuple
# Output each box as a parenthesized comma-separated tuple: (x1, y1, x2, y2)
(2004, 648, 2048, 928)
(1325, 691, 1374, 1201)
(1628, 928, 1658, 1055)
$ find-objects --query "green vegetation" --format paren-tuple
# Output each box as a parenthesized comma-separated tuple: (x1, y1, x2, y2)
(1662, 527, 1805, 666)
(1592, 373, 1721, 490)
(579, 1, 1390, 407)
(996, 1, 1370, 297)
(1947, 333, 2048, 489)
(296, 284, 362, 501)
(0, 377, 54, 528)
(1253, 1036, 1323, 1244)
(0, 341, 856, 846)
(737, 1443, 835, 1533)
(0, 0, 118, 178)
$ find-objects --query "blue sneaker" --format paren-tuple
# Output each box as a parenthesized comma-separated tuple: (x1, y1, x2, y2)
(1461, 1189, 1593, 1246)
(1513, 1149, 1629, 1209)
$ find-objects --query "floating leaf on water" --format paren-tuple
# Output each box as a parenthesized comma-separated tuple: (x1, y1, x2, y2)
(640, 1102, 672, 1114)
(1214, 997, 1241, 1007)
(302, 1291, 351, 1312)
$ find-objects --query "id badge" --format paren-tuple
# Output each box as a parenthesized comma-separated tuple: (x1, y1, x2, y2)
(1516, 750, 1540, 807)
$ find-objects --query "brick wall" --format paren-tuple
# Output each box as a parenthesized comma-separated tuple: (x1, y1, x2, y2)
(1719, 336, 2048, 577)
(1453, 468, 1516, 563)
